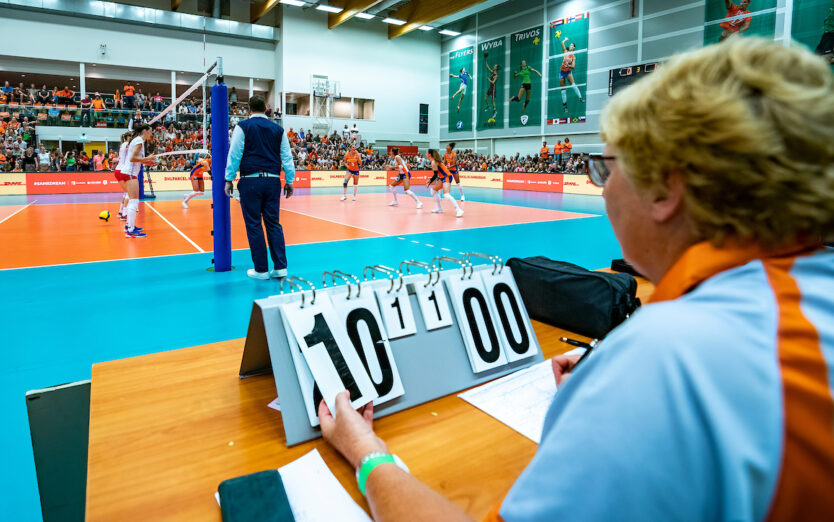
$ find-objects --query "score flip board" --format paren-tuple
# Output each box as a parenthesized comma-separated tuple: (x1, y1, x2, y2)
(239, 256, 544, 446)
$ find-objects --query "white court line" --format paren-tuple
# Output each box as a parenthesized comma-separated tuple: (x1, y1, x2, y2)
(281, 208, 384, 236)
(145, 202, 206, 253)
(0, 200, 38, 225)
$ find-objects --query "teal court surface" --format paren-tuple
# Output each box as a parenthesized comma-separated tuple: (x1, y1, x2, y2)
(0, 185, 620, 520)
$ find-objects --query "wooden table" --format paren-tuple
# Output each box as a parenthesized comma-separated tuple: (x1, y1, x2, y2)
(86, 278, 653, 521)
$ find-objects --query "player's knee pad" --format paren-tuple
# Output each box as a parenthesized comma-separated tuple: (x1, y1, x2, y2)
(343, 181, 349, 187)
(128, 199, 139, 211)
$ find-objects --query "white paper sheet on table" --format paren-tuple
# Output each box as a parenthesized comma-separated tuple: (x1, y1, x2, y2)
(267, 397, 281, 411)
(215, 449, 371, 522)
(458, 361, 557, 444)
(279, 449, 371, 522)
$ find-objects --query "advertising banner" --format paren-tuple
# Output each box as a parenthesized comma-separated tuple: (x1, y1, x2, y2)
(26, 172, 123, 194)
(386, 146, 418, 157)
(448, 46, 475, 133)
(502, 172, 564, 193)
(0, 173, 27, 195)
(385, 170, 435, 185)
(458, 171, 504, 189)
(562, 174, 603, 195)
(509, 26, 545, 129)
(310, 171, 388, 188)
(547, 12, 589, 125)
(703, 0, 776, 44)
(792, 0, 834, 71)
(476, 37, 507, 131)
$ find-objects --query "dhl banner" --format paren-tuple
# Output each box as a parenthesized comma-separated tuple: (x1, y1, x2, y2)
(0, 173, 27, 195)
(384, 170, 436, 185)
(309, 170, 389, 188)
(458, 171, 504, 189)
(502, 172, 564, 193)
(561, 174, 603, 195)
(3, 171, 598, 196)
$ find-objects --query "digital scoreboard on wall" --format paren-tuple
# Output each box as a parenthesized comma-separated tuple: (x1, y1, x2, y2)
(607, 62, 660, 96)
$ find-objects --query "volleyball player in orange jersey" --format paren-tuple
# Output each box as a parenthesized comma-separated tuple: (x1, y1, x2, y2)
(427, 149, 463, 217)
(183, 156, 211, 209)
(341, 145, 362, 201)
(387, 148, 422, 208)
(443, 142, 465, 201)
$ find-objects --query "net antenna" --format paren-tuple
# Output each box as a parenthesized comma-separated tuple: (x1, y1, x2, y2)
(311, 75, 340, 136)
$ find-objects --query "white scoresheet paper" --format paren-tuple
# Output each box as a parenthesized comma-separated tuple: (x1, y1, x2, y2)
(458, 360, 557, 444)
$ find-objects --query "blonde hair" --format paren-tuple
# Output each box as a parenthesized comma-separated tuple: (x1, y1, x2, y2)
(601, 38, 834, 249)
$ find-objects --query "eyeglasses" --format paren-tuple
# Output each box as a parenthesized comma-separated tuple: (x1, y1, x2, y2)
(581, 154, 617, 187)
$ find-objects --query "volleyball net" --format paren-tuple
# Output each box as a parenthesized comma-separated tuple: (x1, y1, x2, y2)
(140, 58, 232, 272)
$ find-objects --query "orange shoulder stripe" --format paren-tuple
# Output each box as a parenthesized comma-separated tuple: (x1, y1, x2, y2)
(763, 256, 834, 521)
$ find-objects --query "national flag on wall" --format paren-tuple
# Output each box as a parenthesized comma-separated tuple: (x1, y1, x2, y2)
(550, 12, 588, 27)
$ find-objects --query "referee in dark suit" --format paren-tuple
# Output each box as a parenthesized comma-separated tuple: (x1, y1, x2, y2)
(224, 95, 295, 280)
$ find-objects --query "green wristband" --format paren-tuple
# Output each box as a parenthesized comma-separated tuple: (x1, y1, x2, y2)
(357, 454, 395, 496)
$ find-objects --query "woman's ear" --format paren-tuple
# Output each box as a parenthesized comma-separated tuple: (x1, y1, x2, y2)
(650, 171, 686, 223)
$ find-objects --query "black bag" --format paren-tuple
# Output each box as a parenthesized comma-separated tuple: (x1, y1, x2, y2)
(507, 256, 641, 339)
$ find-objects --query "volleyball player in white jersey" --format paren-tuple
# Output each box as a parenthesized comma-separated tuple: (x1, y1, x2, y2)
(387, 148, 422, 208)
(124, 123, 157, 238)
(113, 132, 132, 220)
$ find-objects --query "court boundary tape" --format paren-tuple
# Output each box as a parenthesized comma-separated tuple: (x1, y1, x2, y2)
(0, 200, 38, 225)
(144, 202, 206, 253)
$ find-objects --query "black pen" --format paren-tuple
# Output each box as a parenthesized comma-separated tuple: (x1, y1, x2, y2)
(559, 336, 594, 349)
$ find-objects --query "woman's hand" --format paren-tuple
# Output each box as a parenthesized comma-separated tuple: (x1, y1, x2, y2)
(551, 354, 582, 386)
(319, 391, 388, 468)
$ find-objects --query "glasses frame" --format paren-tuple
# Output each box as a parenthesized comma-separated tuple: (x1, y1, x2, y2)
(581, 154, 617, 187)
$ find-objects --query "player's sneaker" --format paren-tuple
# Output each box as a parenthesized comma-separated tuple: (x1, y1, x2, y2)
(340, 195, 347, 201)
(352, 195, 356, 201)
(416, 201, 423, 209)
(182, 199, 188, 209)
(432, 208, 443, 213)
(456, 209, 464, 218)
(125, 225, 143, 233)
(270, 268, 287, 279)
(125, 228, 147, 238)
(246, 269, 269, 280)
(388, 201, 399, 206)
(118, 213, 127, 221)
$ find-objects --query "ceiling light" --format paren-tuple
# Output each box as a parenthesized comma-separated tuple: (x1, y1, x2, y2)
(382, 17, 405, 25)
(355, 12, 374, 20)
(279, 0, 306, 6)
(419, 25, 434, 31)
(316, 4, 343, 13)
(439, 29, 461, 36)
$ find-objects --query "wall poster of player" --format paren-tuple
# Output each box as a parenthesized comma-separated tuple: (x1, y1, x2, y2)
(547, 12, 589, 125)
(703, 0, 776, 44)
(448, 46, 475, 133)
(508, 26, 544, 129)
(477, 36, 506, 130)
(791, 0, 834, 70)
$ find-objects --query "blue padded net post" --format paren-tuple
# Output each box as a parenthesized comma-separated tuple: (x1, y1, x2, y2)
(211, 82, 232, 272)
(138, 165, 145, 199)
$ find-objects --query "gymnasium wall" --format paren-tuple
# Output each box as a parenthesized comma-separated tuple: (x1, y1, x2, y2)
(438, 0, 711, 154)
(278, 7, 441, 145)
(0, 6, 276, 80)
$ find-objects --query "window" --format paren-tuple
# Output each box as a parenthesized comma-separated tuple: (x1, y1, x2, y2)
(419, 104, 428, 134)
(332, 99, 351, 118)
(353, 98, 374, 120)
(285, 92, 310, 116)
